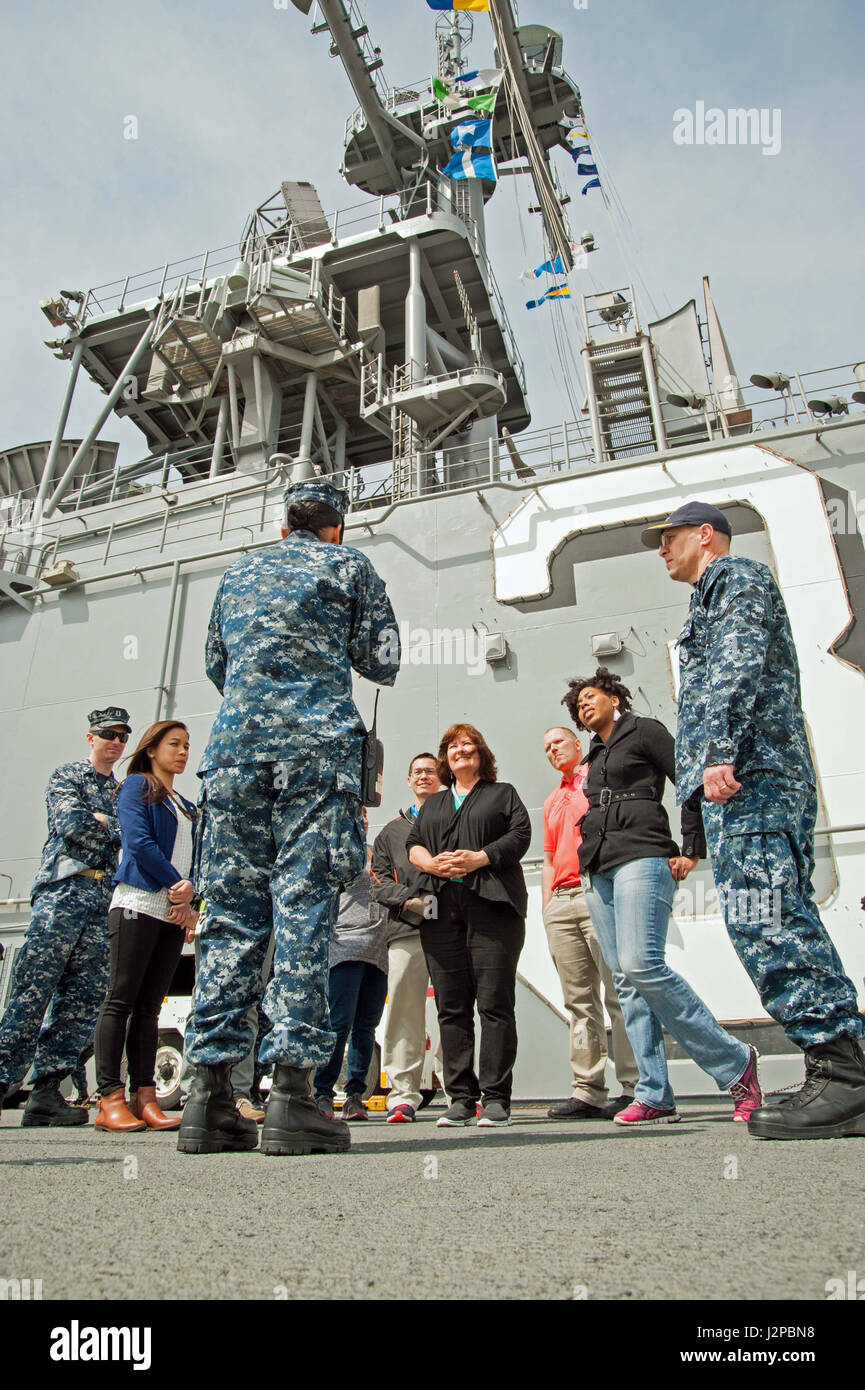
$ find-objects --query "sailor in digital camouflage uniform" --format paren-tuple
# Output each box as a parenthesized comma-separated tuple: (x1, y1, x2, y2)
(179, 479, 400, 1155)
(645, 501, 865, 1139)
(0, 707, 129, 1126)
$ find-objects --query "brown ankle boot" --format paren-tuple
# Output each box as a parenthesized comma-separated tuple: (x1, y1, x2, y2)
(131, 1086, 181, 1130)
(95, 1088, 146, 1132)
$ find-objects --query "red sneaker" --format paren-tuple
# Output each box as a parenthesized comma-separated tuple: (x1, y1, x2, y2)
(613, 1100, 680, 1126)
(730, 1046, 762, 1122)
(386, 1104, 416, 1123)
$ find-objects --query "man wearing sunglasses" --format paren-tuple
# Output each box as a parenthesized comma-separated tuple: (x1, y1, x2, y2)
(0, 706, 130, 1126)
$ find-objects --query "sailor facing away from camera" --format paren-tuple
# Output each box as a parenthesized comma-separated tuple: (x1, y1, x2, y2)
(179, 480, 400, 1157)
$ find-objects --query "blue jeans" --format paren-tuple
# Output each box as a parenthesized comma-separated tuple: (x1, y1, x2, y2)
(583, 857, 749, 1110)
(314, 962, 388, 1099)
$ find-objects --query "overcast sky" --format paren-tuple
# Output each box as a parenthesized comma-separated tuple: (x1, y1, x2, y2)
(1, 0, 863, 468)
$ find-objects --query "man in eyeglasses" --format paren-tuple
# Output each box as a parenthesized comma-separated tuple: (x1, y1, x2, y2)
(0, 706, 129, 1126)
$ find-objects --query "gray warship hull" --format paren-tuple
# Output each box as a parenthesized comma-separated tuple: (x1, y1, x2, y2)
(3, 411, 865, 1098)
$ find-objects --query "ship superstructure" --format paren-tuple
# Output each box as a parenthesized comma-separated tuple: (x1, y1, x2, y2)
(2, 0, 864, 1098)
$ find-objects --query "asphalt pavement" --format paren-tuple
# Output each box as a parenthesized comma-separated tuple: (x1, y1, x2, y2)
(1, 1100, 863, 1302)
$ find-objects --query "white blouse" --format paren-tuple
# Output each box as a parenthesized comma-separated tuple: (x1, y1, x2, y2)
(111, 797, 194, 925)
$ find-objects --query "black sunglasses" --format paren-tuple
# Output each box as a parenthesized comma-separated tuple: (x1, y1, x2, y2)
(93, 729, 129, 744)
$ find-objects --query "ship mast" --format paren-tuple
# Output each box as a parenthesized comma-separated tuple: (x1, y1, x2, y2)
(487, 0, 575, 272)
(293, 0, 429, 195)
(22, 2, 589, 519)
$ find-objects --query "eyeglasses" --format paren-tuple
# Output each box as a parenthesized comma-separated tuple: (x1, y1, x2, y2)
(93, 729, 129, 744)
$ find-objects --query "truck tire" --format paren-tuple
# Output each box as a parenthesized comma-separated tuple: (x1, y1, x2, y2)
(155, 1030, 184, 1111)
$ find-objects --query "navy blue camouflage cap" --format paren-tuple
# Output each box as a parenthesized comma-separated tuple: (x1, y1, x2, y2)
(283, 480, 349, 517)
(88, 705, 131, 731)
(641, 501, 732, 549)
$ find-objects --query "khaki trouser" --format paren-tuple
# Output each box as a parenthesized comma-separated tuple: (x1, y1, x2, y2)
(382, 933, 444, 1113)
(542, 884, 639, 1106)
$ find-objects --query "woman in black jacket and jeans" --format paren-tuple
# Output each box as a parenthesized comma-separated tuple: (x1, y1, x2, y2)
(565, 668, 762, 1126)
(407, 723, 530, 1127)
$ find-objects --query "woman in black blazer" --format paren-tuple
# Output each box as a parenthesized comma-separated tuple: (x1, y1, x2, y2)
(94, 721, 198, 1134)
(407, 723, 530, 1128)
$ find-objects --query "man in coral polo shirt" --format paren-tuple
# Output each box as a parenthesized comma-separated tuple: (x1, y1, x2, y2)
(542, 726, 638, 1118)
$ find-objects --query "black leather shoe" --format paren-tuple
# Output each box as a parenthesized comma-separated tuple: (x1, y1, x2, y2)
(21, 1079, 89, 1127)
(176, 1062, 259, 1154)
(260, 1065, 351, 1156)
(748, 1035, 865, 1140)
(547, 1097, 608, 1120)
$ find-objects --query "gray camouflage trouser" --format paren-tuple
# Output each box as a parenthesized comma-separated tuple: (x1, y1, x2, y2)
(702, 777, 862, 1049)
(187, 759, 365, 1070)
(0, 876, 111, 1089)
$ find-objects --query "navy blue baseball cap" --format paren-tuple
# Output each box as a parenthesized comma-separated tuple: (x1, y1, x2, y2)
(283, 480, 349, 516)
(641, 501, 732, 549)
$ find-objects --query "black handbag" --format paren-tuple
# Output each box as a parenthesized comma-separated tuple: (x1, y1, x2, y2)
(361, 690, 384, 807)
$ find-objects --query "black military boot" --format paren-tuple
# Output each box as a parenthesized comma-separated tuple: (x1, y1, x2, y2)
(260, 1065, 351, 1156)
(748, 1035, 865, 1140)
(21, 1076, 89, 1127)
(176, 1062, 259, 1154)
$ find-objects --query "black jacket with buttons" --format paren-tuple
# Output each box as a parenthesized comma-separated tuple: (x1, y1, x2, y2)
(577, 712, 706, 876)
(405, 780, 530, 918)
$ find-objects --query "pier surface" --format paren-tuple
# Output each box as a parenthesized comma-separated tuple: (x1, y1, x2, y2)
(1, 1100, 862, 1302)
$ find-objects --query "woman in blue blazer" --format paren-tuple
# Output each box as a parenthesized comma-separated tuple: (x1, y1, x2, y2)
(94, 721, 198, 1133)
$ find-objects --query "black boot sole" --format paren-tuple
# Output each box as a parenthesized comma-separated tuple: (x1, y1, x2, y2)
(260, 1131, 351, 1156)
(176, 1127, 259, 1154)
(21, 1110, 89, 1127)
(749, 1112, 865, 1140)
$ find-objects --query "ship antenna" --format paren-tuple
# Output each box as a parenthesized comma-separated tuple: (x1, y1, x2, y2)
(487, 0, 574, 273)
(293, 1, 429, 193)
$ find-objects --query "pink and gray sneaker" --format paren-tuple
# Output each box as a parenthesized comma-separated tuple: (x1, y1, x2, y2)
(730, 1045, 762, 1121)
(613, 1100, 680, 1126)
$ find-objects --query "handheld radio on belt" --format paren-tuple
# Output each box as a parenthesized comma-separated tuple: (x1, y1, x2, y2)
(361, 689, 384, 807)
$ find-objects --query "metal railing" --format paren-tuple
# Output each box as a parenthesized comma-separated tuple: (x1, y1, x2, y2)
(75, 187, 477, 321)
(4, 361, 865, 578)
(64, 179, 529, 425)
(344, 72, 434, 144)
(350, 416, 596, 512)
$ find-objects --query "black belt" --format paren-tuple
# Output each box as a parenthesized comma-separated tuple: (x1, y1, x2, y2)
(585, 789, 658, 810)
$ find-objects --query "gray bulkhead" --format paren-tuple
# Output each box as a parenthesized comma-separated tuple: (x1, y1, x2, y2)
(3, 422, 865, 1096)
